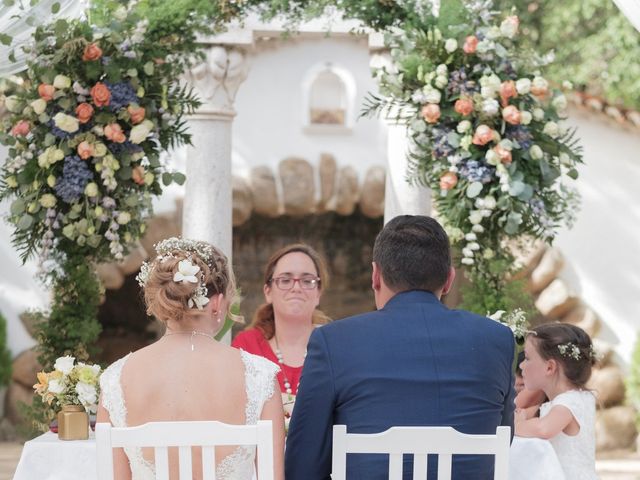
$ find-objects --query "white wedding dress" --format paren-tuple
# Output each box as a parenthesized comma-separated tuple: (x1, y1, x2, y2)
(100, 349, 279, 479)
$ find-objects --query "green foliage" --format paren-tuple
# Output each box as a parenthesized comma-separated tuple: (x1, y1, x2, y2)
(496, 0, 640, 110)
(626, 333, 640, 425)
(0, 311, 12, 387)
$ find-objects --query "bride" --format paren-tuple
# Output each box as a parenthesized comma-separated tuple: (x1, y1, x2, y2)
(97, 238, 285, 479)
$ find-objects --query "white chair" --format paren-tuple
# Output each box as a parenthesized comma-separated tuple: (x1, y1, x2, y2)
(331, 425, 510, 480)
(95, 420, 273, 480)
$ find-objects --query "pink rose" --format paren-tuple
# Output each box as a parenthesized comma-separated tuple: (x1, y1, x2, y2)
(472, 125, 495, 146)
(454, 97, 474, 116)
(82, 43, 103, 62)
(421, 104, 441, 124)
(502, 105, 522, 125)
(76, 103, 94, 124)
(127, 105, 146, 124)
(463, 36, 478, 54)
(104, 123, 126, 143)
(500, 81, 517, 107)
(131, 166, 145, 185)
(10, 120, 30, 137)
(91, 82, 111, 107)
(77, 141, 94, 160)
(439, 172, 458, 190)
(494, 145, 512, 165)
(38, 84, 55, 102)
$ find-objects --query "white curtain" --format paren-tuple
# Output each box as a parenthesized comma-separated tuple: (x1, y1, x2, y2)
(0, 0, 84, 76)
(612, 0, 640, 32)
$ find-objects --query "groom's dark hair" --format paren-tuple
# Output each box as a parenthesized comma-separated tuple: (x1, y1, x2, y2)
(373, 215, 451, 293)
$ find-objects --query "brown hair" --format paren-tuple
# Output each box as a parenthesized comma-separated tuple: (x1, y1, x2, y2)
(248, 243, 330, 339)
(527, 322, 596, 388)
(143, 243, 238, 324)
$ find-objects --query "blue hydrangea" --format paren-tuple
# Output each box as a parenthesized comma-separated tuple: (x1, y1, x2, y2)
(55, 155, 94, 203)
(431, 128, 456, 159)
(506, 125, 533, 149)
(108, 141, 143, 156)
(105, 81, 138, 111)
(459, 160, 495, 184)
(447, 67, 478, 96)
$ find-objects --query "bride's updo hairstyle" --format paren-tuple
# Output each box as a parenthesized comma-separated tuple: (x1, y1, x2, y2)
(136, 238, 239, 324)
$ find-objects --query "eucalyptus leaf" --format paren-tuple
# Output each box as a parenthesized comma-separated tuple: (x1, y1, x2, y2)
(51, 2, 60, 13)
(17, 214, 33, 231)
(173, 172, 186, 185)
(567, 169, 579, 180)
(509, 181, 525, 197)
(0, 34, 11, 46)
(162, 172, 172, 186)
(10, 198, 25, 215)
(517, 185, 534, 202)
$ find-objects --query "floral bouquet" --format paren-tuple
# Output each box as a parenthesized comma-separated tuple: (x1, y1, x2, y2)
(366, 2, 582, 279)
(0, 5, 198, 264)
(33, 355, 102, 414)
(489, 308, 528, 344)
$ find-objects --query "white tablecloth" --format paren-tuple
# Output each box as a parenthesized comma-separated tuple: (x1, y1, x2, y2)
(509, 436, 566, 480)
(13, 431, 98, 480)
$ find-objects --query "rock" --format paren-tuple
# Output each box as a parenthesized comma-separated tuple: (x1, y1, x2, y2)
(11, 349, 41, 389)
(511, 241, 547, 280)
(96, 262, 125, 291)
(334, 166, 359, 216)
(139, 214, 181, 257)
(250, 166, 279, 217)
(561, 305, 601, 338)
(6, 381, 33, 425)
(588, 366, 625, 408)
(279, 157, 315, 216)
(232, 175, 253, 226)
(318, 153, 337, 211)
(20, 311, 45, 338)
(359, 166, 385, 218)
(535, 279, 579, 319)
(529, 248, 564, 293)
(0, 417, 17, 442)
(596, 406, 637, 451)
(117, 244, 148, 276)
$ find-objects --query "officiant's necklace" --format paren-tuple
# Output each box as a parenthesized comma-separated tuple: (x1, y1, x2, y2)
(274, 336, 306, 397)
(164, 330, 215, 351)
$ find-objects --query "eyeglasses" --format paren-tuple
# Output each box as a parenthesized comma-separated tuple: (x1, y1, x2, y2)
(270, 275, 321, 290)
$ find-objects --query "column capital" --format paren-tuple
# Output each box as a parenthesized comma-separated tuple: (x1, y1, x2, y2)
(186, 46, 249, 120)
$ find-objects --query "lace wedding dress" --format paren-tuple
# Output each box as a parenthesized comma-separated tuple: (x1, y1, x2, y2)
(100, 349, 279, 479)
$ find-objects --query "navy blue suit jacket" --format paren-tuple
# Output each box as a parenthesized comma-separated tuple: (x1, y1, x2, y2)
(284, 290, 515, 480)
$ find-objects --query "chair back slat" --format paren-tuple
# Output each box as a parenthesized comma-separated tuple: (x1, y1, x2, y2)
(202, 446, 216, 480)
(412, 455, 427, 479)
(437, 454, 452, 480)
(388, 453, 403, 480)
(331, 425, 510, 480)
(95, 423, 115, 480)
(178, 446, 192, 479)
(256, 420, 275, 480)
(154, 446, 170, 480)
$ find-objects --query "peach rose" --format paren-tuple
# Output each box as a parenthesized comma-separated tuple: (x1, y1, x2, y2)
(131, 166, 145, 185)
(439, 172, 458, 190)
(421, 104, 441, 124)
(454, 97, 474, 116)
(104, 123, 126, 143)
(91, 82, 111, 107)
(11, 120, 30, 136)
(76, 103, 94, 124)
(127, 105, 146, 124)
(463, 36, 478, 54)
(502, 105, 521, 125)
(77, 141, 94, 160)
(472, 125, 495, 146)
(493, 145, 512, 165)
(500, 81, 517, 106)
(38, 84, 55, 102)
(82, 43, 103, 62)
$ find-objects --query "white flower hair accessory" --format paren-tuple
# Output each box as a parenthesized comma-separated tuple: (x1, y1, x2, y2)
(557, 342, 582, 360)
(174, 259, 200, 283)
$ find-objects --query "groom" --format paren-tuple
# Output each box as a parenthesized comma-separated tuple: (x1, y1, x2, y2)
(285, 215, 515, 479)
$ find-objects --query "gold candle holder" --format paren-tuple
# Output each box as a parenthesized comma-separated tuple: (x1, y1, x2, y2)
(57, 405, 89, 440)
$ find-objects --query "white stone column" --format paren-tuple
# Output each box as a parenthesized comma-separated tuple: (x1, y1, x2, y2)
(183, 46, 248, 258)
(383, 123, 432, 224)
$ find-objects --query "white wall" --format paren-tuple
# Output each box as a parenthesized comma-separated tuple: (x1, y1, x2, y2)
(556, 108, 640, 366)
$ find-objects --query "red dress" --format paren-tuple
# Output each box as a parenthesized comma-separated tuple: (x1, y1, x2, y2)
(232, 328, 303, 395)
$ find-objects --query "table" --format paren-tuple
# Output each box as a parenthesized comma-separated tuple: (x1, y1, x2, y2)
(509, 436, 566, 480)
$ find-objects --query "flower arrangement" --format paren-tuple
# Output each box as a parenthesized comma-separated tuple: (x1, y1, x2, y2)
(33, 355, 102, 413)
(489, 308, 528, 343)
(365, 2, 582, 282)
(0, 7, 198, 264)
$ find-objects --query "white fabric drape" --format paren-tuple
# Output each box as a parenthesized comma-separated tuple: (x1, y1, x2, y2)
(612, 0, 640, 32)
(0, 0, 85, 76)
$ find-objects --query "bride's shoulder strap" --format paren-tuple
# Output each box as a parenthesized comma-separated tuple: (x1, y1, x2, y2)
(99, 353, 132, 427)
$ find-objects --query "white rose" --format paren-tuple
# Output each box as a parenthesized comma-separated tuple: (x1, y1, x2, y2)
(515, 78, 531, 95)
(75, 382, 98, 407)
(469, 211, 483, 225)
(114, 5, 127, 21)
(435, 75, 448, 89)
(85, 182, 99, 197)
(117, 212, 131, 225)
(53, 112, 79, 133)
(436, 64, 448, 76)
(422, 86, 441, 104)
(530, 145, 544, 160)
(483, 196, 497, 210)
(482, 98, 500, 116)
(444, 38, 458, 53)
(485, 149, 500, 166)
(559, 152, 572, 166)
(533, 108, 545, 121)
(54, 355, 76, 375)
(4, 95, 22, 113)
(552, 94, 568, 111)
(465, 233, 477, 241)
(31, 98, 47, 115)
(129, 120, 154, 144)
(39, 194, 57, 208)
(457, 120, 471, 133)
(500, 16, 519, 38)
(543, 121, 560, 138)
(520, 111, 532, 125)
(532, 76, 548, 91)
(53, 75, 72, 89)
(472, 224, 485, 233)
(48, 379, 65, 394)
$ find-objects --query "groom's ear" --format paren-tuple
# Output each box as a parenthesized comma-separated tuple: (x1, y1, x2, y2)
(441, 266, 456, 296)
(371, 262, 382, 291)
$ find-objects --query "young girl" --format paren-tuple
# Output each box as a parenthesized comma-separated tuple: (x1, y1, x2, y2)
(515, 322, 598, 480)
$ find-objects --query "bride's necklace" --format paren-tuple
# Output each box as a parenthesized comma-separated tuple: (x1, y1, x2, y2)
(273, 336, 306, 398)
(164, 330, 215, 351)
